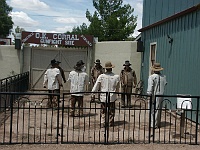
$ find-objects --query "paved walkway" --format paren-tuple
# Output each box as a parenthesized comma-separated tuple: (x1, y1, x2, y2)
(1, 144, 200, 150)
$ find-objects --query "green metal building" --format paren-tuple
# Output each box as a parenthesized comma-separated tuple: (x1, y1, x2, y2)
(138, 0, 200, 120)
(139, 0, 200, 95)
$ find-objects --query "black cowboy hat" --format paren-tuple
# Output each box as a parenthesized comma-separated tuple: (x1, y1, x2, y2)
(123, 60, 131, 66)
(74, 61, 83, 70)
(94, 59, 101, 64)
(51, 59, 57, 65)
(77, 60, 85, 65)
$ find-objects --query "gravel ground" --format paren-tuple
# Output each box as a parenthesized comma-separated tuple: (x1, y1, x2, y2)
(0, 144, 200, 150)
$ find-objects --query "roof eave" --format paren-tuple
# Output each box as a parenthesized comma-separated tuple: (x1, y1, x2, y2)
(138, 3, 200, 32)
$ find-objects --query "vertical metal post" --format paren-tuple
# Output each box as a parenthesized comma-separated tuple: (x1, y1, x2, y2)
(34, 101, 36, 143)
(18, 74, 20, 92)
(107, 92, 110, 144)
(9, 94, 13, 144)
(104, 92, 108, 144)
(152, 95, 156, 143)
(6, 79, 8, 92)
(27, 72, 30, 91)
(104, 92, 110, 144)
(148, 95, 152, 143)
(56, 94, 60, 144)
(39, 98, 42, 143)
(0, 81, 1, 112)
(180, 110, 185, 138)
(61, 93, 64, 144)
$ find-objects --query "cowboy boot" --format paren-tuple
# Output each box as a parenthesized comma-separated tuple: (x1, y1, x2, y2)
(127, 99, 132, 108)
(70, 109, 75, 117)
(121, 100, 126, 108)
(47, 100, 52, 108)
(121, 93, 126, 108)
(78, 109, 83, 116)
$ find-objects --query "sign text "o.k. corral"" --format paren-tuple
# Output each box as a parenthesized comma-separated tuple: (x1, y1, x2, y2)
(21, 31, 93, 47)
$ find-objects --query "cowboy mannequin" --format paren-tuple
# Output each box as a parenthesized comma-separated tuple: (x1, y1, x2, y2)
(80, 60, 86, 72)
(68, 60, 89, 116)
(120, 60, 137, 108)
(74, 60, 86, 72)
(91, 59, 105, 86)
(43, 59, 63, 107)
(147, 62, 167, 128)
(91, 61, 120, 127)
(55, 60, 66, 83)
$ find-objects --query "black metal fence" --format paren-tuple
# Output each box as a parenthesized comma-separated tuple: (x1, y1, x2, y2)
(0, 91, 199, 145)
(0, 72, 29, 92)
(0, 72, 29, 112)
(151, 95, 200, 144)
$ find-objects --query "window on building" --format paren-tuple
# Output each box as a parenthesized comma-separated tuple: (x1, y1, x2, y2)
(149, 43, 157, 75)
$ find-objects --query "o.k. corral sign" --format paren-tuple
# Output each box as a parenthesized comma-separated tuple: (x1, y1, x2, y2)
(21, 31, 93, 47)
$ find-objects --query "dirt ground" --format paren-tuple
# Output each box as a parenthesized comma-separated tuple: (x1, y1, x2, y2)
(0, 144, 200, 150)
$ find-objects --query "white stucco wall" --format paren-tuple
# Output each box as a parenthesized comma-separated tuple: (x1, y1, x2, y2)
(23, 46, 32, 73)
(0, 42, 142, 85)
(0, 45, 21, 79)
(94, 41, 141, 82)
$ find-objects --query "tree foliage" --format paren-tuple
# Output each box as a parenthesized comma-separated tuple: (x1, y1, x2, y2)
(0, 0, 13, 38)
(15, 26, 25, 33)
(12, 26, 25, 39)
(69, 23, 89, 35)
(67, 0, 137, 41)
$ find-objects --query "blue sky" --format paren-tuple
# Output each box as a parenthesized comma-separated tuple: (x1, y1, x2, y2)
(7, 0, 143, 37)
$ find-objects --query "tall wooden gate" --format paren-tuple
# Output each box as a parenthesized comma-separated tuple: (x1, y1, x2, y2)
(30, 47, 88, 91)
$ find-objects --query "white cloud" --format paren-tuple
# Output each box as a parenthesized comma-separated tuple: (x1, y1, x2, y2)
(10, 11, 39, 28)
(8, 0, 143, 37)
(54, 17, 78, 24)
(125, 0, 143, 16)
(10, 0, 50, 11)
(135, 2, 143, 15)
(35, 26, 75, 33)
(34, 26, 73, 33)
(67, 0, 85, 2)
(55, 26, 74, 33)
(34, 28, 66, 33)
(34, 29, 48, 32)
(124, 0, 143, 37)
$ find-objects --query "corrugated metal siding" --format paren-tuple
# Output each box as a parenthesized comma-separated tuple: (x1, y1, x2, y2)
(141, 10, 200, 97)
(143, 0, 200, 27)
(168, 1, 175, 16)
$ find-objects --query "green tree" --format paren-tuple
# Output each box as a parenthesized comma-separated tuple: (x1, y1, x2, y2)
(70, 23, 89, 35)
(12, 26, 25, 38)
(86, 11, 104, 41)
(68, 0, 137, 41)
(89, 0, 137, 41)
(15, 26, 25, 33)
(0, 0, 13, 38)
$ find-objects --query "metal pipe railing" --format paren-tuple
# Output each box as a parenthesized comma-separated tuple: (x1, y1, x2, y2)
(0, 72, 29, 112)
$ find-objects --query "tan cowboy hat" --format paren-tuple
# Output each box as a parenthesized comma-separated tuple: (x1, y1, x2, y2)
(151, 63, 164, 71)
(104, 61, 115, 69)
